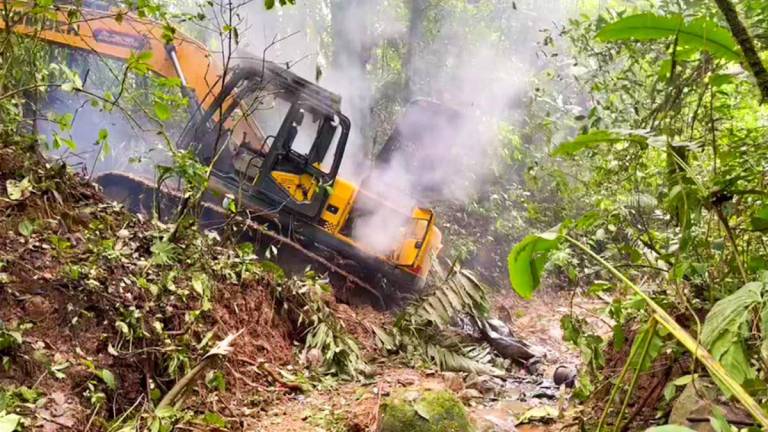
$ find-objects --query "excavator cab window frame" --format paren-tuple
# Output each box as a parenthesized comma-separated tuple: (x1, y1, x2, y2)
(185, 64, 351, 221)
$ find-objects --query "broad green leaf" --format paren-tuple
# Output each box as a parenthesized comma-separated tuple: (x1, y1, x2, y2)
(198, 412, 227, 428)
(720, 343, 755, 384)
(597, 13, 741, 62)
(701, 282, 763, 349)
(552, 130, 647, 157)
(709, 407, 733, 432)
(700, 281, 764, 394)
(0, 412, 21, 432)
(597, 13, 685, 41)
(672, 374, 697, 386)
(682, 17, 741, 62)
(507, 232, 560, 299)
(264, 0, 275, 9)
(710, 73, 736, 87)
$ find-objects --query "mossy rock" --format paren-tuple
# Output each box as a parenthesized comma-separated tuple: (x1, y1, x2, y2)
(379, 389, 473, 432)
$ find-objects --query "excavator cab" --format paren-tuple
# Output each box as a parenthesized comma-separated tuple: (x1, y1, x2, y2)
(185, 62, 350, 222)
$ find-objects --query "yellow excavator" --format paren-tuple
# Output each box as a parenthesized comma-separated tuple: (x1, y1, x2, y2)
(3, 1, 443, 308)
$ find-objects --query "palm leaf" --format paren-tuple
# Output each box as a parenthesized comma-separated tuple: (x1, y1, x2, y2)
(425, 343, 504, 376)
(596, 13, 741, 62)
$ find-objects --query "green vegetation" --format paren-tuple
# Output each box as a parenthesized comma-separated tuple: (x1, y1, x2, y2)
(3, 0, 768, 430)
(503, 0, 768, 429)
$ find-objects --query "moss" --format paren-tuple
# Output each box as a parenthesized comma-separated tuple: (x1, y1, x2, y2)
(379, 390, 473, 432)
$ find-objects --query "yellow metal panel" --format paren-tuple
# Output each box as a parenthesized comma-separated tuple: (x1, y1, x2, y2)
(320, 178, 358, 233)
(394, 208, 442, 277)
(271, 172, 317, 202)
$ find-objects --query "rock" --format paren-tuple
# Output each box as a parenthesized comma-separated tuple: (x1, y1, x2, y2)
(25, 295, 53, 321)
(379, 389, 473, 432)
(552, 365, 577, 388)
(303, 348, 323, 369)
(458, 388, 483, 402)
(485, 334, 538, 363)
(442, 372, 465, 392)
(466, 375, 504, 397)
(473, 412, 517, 432)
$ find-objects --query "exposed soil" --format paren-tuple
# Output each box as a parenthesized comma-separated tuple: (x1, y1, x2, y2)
(0, 145, 608, 431)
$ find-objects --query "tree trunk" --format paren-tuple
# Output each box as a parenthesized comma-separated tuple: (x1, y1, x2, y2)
(713, 0, 768, 102)
(404, 0, 428, 100)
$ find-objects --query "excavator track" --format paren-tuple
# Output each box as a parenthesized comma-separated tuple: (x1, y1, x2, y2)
(95, 171, 412, 309)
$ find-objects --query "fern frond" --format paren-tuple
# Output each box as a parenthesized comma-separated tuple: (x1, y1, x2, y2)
(386, 258, 504, 375)
(402, 259, 490, 330)
(425, 343, 504, 376)
(275, 275, 368, 378)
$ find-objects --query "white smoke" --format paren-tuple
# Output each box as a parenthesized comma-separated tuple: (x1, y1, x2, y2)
(43, 1, 576, 256)
(231, 0, 577, 255)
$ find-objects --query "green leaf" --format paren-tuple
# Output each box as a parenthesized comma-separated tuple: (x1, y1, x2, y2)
(628, 321, 664, 372)
(154, 101, 171, 121)
(264, 0, 275, 9)
(552, 130, 647, 157)
(750, 205, 768, 231)
(198, 412, 227, 428)
(18, 219, 35, 237)
(683, 17, 741, 62)
(97, 369, 117, 391)
(597, 13, 684, 41)
(6, 178, 32, 201)
(0, 331, 22, 351)
(507, 232, 560, 299)
(700, 281, 764, 394)
(517, 405, 558, 424)
(709, 407, 733, 432)
(0, 412, 21, 432)
(720, 343, 755, 384)
(150, 240, 177, 265)
(97, 128, 110, 159)
(596, 13, 741, 62)
(413, 399, 432, 420)
(701, 282, 763, 350)
(761, 306, 768, 365)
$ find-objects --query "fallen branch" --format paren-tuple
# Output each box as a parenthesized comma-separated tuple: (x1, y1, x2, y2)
(258, 362, 305, 392)
(156, 331, 242, 411)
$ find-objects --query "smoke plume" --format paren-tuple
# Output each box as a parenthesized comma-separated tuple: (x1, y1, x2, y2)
(44, 0, 577, 257)
(237, 1, 578, 255)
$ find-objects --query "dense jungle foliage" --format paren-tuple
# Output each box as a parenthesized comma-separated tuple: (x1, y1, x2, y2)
(1, 0, 768, 430)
